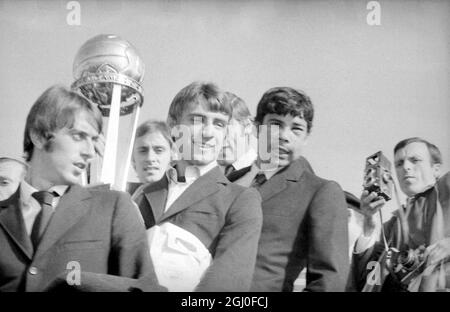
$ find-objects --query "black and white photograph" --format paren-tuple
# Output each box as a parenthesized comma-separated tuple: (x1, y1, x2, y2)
(0, 0, 449, 302)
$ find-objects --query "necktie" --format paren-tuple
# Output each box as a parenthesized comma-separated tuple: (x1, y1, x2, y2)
(224, 165, 236, 177)
(31, 191, 57, 249)
(251, 173, 267, 187)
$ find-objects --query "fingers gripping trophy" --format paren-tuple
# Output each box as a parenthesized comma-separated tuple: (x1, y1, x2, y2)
(72, 34, 145, 191)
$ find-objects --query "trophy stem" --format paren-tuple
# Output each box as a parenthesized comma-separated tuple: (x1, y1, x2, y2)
(117, 104, 141, 191)
(101, 84, 122, 187)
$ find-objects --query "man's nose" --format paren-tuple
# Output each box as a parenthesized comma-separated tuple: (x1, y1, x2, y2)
(402, 160, 413, 171)
(146, 149, 158, 163)
(202, 122, 214, 138)
(278, 127, 290, 143)
(81, 139, 95, 161)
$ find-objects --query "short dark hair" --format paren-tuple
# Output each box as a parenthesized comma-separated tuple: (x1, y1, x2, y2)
(167, 81, 232, 127)
(224, 91, 252, 125)
(23, 85, 103, 161)
(394, 137, 442, 165)
(135, 120, 174, 148)
(255, 87, 314, 133)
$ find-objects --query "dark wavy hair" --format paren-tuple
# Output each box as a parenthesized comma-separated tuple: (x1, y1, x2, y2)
(394, 137, 442, 165)
(255, 87, 314, 133)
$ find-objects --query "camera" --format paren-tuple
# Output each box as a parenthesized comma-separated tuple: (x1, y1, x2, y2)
(385, 246, 427, 283)
(363, 151, 393, 201)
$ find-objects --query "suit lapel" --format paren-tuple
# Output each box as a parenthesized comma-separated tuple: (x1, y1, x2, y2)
(259, 158, 306, 202)
(0, 188, 33, 259)
(159, 167, 227, 223)
(143, 177, 168, 223)
(34, 184, 92, 258)
(227, 166, 252, 182)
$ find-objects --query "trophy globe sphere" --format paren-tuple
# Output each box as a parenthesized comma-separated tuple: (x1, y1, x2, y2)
(72, 34, 145, 113)
(73, 34, 144, 83)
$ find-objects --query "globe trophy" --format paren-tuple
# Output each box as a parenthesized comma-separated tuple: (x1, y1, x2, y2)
(72, 34, 144, 191)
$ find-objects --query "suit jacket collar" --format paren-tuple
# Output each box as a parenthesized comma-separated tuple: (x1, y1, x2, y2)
(227, 166, 252, 182)
(143, 166, 228, 224)
(0, 187, 33, 259)
(127, 182, 142, 196)
(258, 157, 311, 202)
(143, 177, 168, 223)
(34, 184, 93, 258)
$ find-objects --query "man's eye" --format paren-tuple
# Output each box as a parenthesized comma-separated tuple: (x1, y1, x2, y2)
(215, 122, 226, 128)
(71, 132, 86, 141)
(0, 180, 9, 186)
(292, 127, 305, 133)
(154, 147, 165, 153)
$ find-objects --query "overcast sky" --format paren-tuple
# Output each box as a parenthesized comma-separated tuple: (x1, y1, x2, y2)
(1, 0, 448, 213)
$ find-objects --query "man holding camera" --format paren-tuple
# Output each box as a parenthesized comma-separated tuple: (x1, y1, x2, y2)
(351, 137, 450, 292)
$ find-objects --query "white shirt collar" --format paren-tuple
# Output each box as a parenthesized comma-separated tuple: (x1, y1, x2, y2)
(232, 148, 257, 171)
(167, 161, 218, 184)
(20, 180, 68, 203)
(250, 161, 282, 181)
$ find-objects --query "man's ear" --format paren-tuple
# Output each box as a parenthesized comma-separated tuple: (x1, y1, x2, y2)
(432, 163, 441, 179)
(29, 131, 46, 150)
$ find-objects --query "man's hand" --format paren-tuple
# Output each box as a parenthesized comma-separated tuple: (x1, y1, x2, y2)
(360, 190, 386, 236)
(425, 237, 450, 266)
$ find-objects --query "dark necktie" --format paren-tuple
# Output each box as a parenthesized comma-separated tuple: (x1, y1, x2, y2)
(31, 191, 57, 249)
(224, 165, 236, 177)
(251, 173, 267, 187)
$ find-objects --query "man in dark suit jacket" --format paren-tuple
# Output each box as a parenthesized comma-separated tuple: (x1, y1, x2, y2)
(350, 138, 450, 292)
(0, 85, 158, 292)
(134, 82, 263, 292)
(229, 87, 349, 292)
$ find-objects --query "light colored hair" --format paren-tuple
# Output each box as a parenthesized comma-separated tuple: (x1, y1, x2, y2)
(167, 81, 232, 128)
(135, 120, 174, 148)
(0, 157, 28, 177)
(224, 91, 252, 126)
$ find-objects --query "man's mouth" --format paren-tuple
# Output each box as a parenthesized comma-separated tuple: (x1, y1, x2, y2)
(73, 162, 86, 170)
(195, 142, 215, 149)
(144, 166, 159, 172)
(278, 146, 291, 155)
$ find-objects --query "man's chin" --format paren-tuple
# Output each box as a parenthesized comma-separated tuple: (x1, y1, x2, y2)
(144, 174, 163, 184)
(186, 156, 216, 166)
(401, 185, 420, 197)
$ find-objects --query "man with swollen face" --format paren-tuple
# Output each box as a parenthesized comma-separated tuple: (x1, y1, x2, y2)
(0, 85, 158, 292)
(133, 81, 262, 291)
(228, 87, 349, 291)
(351, 137, 450, 292)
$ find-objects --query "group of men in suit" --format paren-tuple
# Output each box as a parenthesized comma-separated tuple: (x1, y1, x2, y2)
(0, 80, 448, 292)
